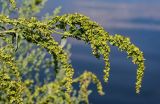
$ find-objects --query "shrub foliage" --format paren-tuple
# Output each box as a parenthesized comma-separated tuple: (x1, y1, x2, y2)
(0, 0, 145, 103)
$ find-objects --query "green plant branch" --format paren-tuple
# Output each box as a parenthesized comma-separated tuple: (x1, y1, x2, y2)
(0, 1, 145, 102)
(0, 30, 15, 34)
(0, 13, 145, 94)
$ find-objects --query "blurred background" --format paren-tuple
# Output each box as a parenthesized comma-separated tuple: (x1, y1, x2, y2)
(39, 0, 160, 104)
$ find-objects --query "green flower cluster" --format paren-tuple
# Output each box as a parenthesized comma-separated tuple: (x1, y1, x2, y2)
(73, 71, 104, 103)
(0, 0, 145, 103)
(0, 47, 23, 103)
(48, 13, 145, 93)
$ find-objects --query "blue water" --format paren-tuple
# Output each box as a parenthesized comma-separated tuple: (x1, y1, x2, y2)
(40, 0, 160, 104)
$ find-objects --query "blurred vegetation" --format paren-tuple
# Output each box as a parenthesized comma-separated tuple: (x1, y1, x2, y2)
(0, 0, 145, 104)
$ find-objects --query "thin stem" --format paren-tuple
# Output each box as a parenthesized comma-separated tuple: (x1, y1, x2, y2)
(52, 30, 71, 36)
(0, 30, 15, 34)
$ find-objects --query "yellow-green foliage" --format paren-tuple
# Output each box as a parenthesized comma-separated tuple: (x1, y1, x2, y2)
(0, 0, 145, 103)
(73, 71, 104, 104)
(0, 46, 23, 103)
(49, 13, 145, 93)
